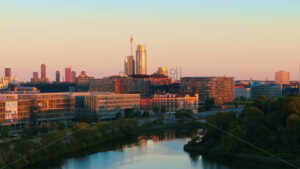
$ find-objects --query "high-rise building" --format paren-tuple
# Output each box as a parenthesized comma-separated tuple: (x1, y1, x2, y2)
(72, 71, 76, 83)
(136, 45, 147, 75)
(4, 68, 11, 78)
(181, 77, 235, 105)
(56, 71, 60, 83)
(65, 67, 72, 82)
(275, 71, 290, 85)
(124, 56, 135, 76)
(33, 72, 39, 78)
(41, 64, 46, 79)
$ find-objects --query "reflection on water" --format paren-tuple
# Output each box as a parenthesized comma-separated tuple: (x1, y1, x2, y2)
(27, 131, 284, 169)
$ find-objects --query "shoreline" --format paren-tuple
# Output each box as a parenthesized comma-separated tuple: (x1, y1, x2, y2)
(183, 144, 300, 168)
(6, 121, 201, 169)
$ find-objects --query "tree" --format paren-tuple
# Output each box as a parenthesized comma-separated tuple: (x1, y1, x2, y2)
(0, 127, 9, 141)
(204, 98, 215, 111)
(175, 109, 194, 121)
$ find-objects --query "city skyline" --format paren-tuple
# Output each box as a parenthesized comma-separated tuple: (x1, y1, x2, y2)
(1, 0, 300, 81)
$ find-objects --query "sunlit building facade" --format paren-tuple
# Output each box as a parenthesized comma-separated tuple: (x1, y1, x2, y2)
(136, 45, 147, 75)
(275, 71, 290, 85)
(65, 67, 72, 83)
(181, 77, 235, 105)
(152, 93, 198, 113)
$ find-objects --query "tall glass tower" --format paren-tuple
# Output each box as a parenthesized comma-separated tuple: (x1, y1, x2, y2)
(124, 55, 135, 76)
(136, 45, 147, 75)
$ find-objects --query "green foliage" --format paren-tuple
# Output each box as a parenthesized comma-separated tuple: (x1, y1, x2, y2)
(189, 95, 300, 159)
(0, 126, 10, 141)
(0, 119, 141, 169)
(175, 109, 195, 121)
(204, 98, 215, 111)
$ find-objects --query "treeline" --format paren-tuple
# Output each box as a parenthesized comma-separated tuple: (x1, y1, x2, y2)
(186, 95, 300, 161)
(0, 118, 140, 169)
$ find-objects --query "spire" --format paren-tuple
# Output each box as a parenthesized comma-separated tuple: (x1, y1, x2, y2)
(130, 35, 133, 57)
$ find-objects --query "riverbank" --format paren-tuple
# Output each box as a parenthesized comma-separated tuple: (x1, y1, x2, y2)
(184, 144, 300, 168)
(0, 119, 202, 169)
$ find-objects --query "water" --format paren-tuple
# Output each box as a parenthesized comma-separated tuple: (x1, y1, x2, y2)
(28, 132, 285, 169)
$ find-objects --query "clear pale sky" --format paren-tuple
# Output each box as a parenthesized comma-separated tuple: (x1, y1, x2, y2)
(0, 0, 300, 81)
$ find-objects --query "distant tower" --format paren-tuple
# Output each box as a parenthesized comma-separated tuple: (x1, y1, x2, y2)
(56, 71, 60, 83)
(136, 45, 147, 75)
(33, 72, 39, 79)
(275, 71, 290, 85)
(124, 36, 135, 76)
(65, 67, 72, 82)
(4, 68, 11, 78)
(72, 71, 76, 83)
(124, 56, 135, 76)
(41, 64, 46, 79)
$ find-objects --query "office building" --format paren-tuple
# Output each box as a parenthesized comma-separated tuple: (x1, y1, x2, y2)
(136, 45, 147, 75)
(41, 64, 46, 79)
(72, 71, 76, 83)
(235, 87, 251, 99)
(151, 93, 198, 113)
(65, 67, 72, 83)
(181, 77, 235, 105)
(0, 99, 30, 130)
(18, 93, 76, 124)
(124, 55, 135, 76)
(76, 72, 95, 92)
(84, 93, 140, 119)
(251, 82, 282, 99)
(4, 68, 11, 78)
(275, 71, 290, 85)
(33, 72, 39, 79)
(56, 71, 60, 83)
(89, 76, 151, 96)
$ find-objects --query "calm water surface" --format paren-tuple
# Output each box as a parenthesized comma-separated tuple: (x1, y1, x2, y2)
(29, 132, 285, 169)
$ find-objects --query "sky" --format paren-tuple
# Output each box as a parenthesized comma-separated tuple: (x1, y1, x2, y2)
(0, 0, 300, 81)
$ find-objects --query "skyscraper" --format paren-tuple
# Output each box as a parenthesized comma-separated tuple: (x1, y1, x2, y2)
(72, 71, 76, 83)
(65, 67, 72, 82)
(33, 72, 39, 78)
(56, 71, 60, 83)
(4, 68, 11, 78)
(136, 45, 147, 75)
(275, 71, 290, 85)
(124, 36, 135, 76)
(41, 64, 46, 79)
(124, 56, 135, 76)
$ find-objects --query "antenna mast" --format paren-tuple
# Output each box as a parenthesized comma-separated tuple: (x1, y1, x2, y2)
(130, 35, 133, 57)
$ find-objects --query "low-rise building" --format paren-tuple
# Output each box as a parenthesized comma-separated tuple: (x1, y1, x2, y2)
(84, 93, 140, 119)
(152, 93, 198, 113)
(250, 82, 282, 99)
(235, 87, 251, 99)
(18, 93, 76, 125)
(0, 99, 30, 131)
(89, 76, 151, 96)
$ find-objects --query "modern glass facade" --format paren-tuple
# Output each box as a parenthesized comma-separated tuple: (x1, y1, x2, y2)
(136, 45, 147, 75)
